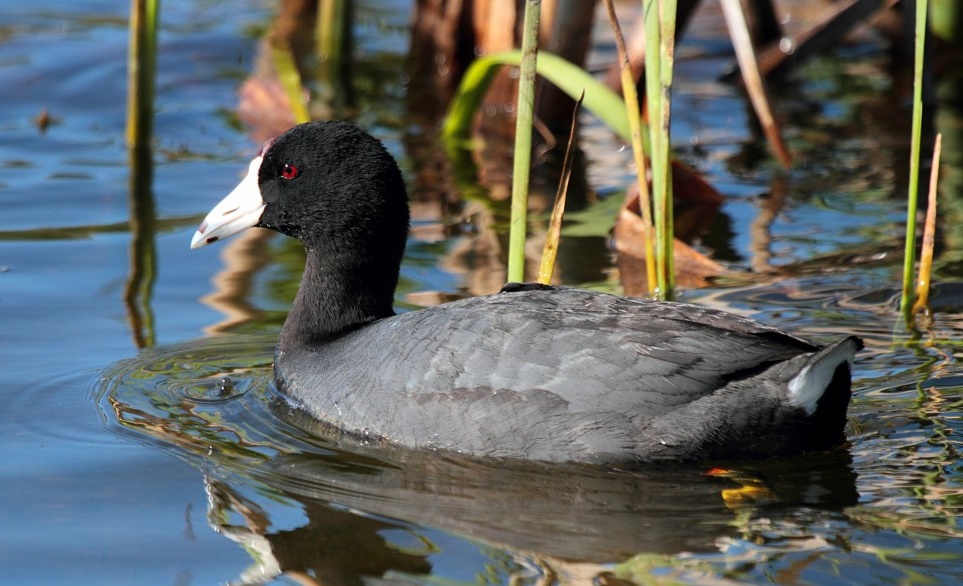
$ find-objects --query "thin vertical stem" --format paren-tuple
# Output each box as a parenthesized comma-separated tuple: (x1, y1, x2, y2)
(508, 0, 541, 283)
(912, 133, 942, 316)
(719, 0, 791, 168)
(901, 0, 929, 318)
(126, 0, 159, 148)
(604, 0, 656, 294)
(271, 42, 311, 124)
(659, 0, 677, 294)
(642, 0, 675, 298)
(316, 0, 346, 64)
(538, 93, 583, 285)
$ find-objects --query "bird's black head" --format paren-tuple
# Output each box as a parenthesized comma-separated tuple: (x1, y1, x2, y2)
(192, 120, 410, 266)
(255, 121, 410, 252)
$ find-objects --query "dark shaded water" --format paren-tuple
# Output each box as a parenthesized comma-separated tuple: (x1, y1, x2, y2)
(3, 1, 963, 584)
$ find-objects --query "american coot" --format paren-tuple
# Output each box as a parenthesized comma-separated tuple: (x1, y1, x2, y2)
(192, 120, 861, 465)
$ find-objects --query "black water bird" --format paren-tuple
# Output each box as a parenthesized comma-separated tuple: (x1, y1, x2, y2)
(192, 120, 861, 465)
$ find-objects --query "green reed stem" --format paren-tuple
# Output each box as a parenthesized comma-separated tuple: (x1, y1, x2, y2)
(316, 0, 346, 65)
(604, 0, 657, 294)
(659, 0, 677, 295)
(508, 0, 541, 284)
(900, 0, 929, 318)
(126, 0, 159, 148)
(642, 0, 676, 299)
(272, 42, 311, 124)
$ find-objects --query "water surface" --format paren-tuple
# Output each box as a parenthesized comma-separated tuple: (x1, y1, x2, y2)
(3, 1, 963, 584)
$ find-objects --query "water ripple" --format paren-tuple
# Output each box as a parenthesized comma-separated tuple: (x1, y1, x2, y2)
(92, 280, 963, 583)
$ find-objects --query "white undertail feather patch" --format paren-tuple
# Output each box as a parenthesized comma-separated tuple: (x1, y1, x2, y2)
(787, 339, 858, 415)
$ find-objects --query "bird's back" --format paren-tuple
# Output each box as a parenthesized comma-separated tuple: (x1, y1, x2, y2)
(276, 287, 856, 464)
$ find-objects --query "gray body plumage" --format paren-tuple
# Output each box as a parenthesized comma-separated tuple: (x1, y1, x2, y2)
(276, 287, 858, 464)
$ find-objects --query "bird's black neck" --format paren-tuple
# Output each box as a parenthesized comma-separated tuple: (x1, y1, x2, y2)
(279, 245, 398, 350)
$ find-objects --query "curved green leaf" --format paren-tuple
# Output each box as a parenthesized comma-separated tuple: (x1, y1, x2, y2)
(442, 50, 631, 143)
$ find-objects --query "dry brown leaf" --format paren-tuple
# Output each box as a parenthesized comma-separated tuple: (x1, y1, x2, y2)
(615, 179, 726, 296)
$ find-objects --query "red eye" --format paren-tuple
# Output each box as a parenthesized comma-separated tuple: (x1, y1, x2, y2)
(281, 164, 299, 180)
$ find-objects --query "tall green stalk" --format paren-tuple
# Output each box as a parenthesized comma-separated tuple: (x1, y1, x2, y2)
(316, 0, 347, 66)
(271, 42, 311, 124)
(900, 0, 930, 318)
(659, 0, 677, 294)
(642, 0, 676, 298)
(604, 0, 657, 294)
(508, 0, 541, 284)
(126, 0, 159, 148)
(315, 0, 351, 113)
